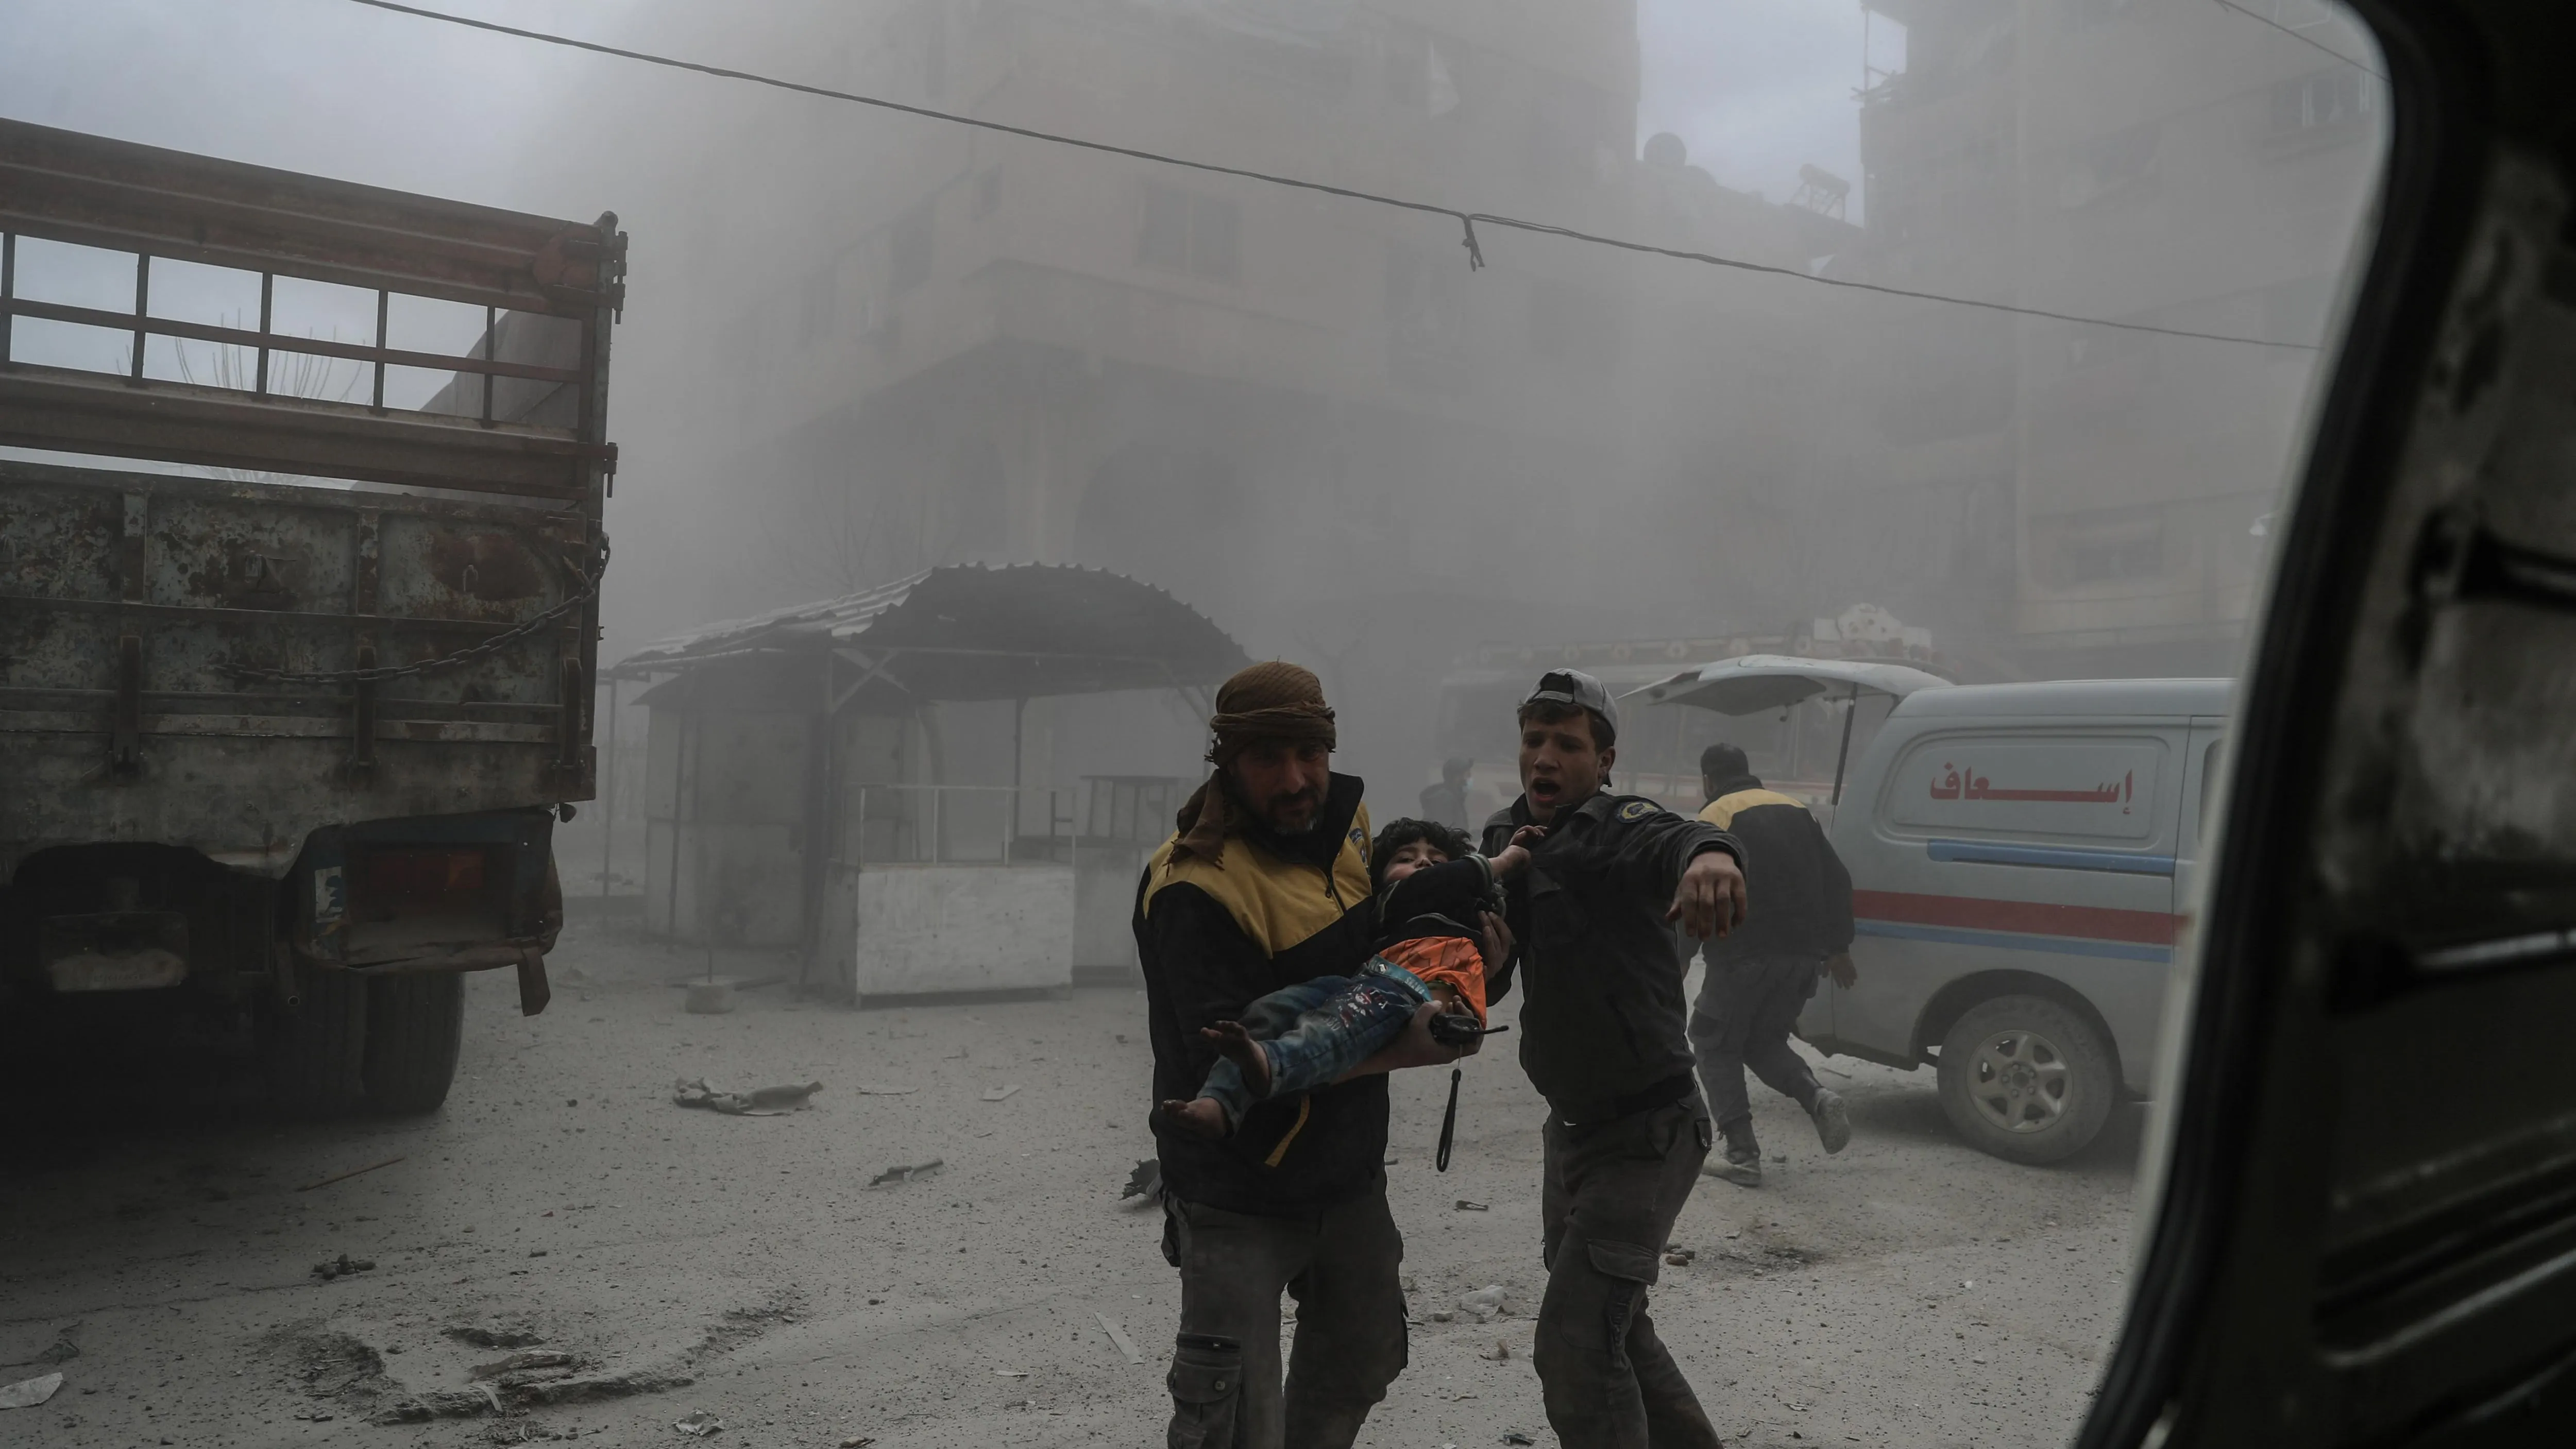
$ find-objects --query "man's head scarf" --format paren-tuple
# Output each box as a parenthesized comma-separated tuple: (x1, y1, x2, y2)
(1172, 661, 1337, 863)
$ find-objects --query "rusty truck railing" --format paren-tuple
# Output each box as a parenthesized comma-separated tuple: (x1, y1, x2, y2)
(0, 118, 626, 878)
(0, 116, 621, 498)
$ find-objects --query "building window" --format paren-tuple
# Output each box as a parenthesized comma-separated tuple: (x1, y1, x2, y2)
(1139, 183, 1239, 283)
(2270, 66, 2378, 137)
(2058, 121, 2160, 210)
(890, 203, 934, 294)
(2033, 506, 2166, 588)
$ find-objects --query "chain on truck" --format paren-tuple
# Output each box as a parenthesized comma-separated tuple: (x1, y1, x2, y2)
(0, 118, 625, 1115)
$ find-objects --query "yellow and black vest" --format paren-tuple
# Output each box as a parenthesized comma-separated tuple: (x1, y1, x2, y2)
(1133, 774, 1386, 1215)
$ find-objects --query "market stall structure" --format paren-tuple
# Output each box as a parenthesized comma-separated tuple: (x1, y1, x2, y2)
(605, 564, 1245, 1000)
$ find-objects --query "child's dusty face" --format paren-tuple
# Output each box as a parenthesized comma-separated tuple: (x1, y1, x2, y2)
(1381, 839, 1449, 884)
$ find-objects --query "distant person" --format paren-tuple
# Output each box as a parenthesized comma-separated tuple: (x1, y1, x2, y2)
(1688, 742, 1857, 1188)
(1480, 670, 1746, 1449)
(1133, 662, 1481, 1449)
(1159, 816, 1534, 1139)
(1418, 756, 1473, 829)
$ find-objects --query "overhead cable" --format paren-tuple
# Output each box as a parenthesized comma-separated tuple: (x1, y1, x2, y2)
(2208, 0, 2389, 80)
(337, 0, 2321, 353)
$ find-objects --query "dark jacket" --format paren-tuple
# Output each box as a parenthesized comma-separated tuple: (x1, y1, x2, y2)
(1135, 772, 1382, 1216)
(1482, 790, 1743, 1121)
(1696, 774, 1854, 963)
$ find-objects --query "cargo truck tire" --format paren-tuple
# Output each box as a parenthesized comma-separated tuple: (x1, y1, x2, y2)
(1936, 995, 2115, 1166)
(364, 970, 465, 1116)
(265, 954, 368, 1117)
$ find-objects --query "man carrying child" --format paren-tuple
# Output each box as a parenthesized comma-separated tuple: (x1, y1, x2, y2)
(1134, 662, 1483, 1449)
(1158, 815, 1537, 1140)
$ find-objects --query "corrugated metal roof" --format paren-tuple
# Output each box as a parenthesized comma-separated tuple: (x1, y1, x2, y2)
(609, 562, 1250, 702)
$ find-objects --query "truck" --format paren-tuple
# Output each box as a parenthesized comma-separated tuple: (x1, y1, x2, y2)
(0, 118, 623, 1114)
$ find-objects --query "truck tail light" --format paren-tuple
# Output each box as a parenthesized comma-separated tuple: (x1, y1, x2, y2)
(353, 848, 489, 914)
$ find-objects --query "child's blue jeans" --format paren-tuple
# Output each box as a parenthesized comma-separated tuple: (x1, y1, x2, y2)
(1198, 957, 1432, 1131)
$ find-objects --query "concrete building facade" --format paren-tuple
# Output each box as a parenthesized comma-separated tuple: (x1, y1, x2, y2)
(594, 0, 1853, 789)
(1841, 0, 2387, 677)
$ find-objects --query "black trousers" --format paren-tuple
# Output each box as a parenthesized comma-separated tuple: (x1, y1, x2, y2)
(1535, 1098, 1726, 1449)
(1162, 1179, 1409, 1449)
(1690, 950, 1824, 1131)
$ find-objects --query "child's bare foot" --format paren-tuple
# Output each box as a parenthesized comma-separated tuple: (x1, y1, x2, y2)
(1199, 1020, 1274, 1098)
(1157, 1097, 1230, 1139)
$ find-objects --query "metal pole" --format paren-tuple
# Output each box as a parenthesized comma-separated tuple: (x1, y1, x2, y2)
(255, 271, 272, 396)
(2, 232, 16, 367)
(599, 676, 617, 899)
(371, 289, 388, 411)
(1831, 684, 1862, 807)
(129, 253, 149, 382)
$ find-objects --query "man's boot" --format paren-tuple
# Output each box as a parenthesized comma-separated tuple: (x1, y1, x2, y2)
(1810, 1088, 1852, 1154)
(1704, 1117, 1761, 1186)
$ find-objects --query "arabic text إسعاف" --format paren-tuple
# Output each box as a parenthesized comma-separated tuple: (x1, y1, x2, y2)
(1931, 766, 2133, 805)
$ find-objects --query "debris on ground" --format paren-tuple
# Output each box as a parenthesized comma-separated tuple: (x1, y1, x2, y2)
(868, 1158, 944, 1187)
(446, 1325, 545, 1350)
(1453, 1199, 1489, 1212)
(683, 983, 734, 1015)
(839, 1438, 877, 1448)
(1094, 1312, 1144, 1365)
(852, 1085, 918, 1096)
(296, 1155, 406, 1192)
(312, 1253, 377, 1281)
(23, 1323, 79, 1365)
(993, 1369, 1028, 1378)
(980, 1084, 1021, 1102)
(1664, 1247, 1696, 1267)
(1480, 1340, 1512, 1361)
(1502, 1433, 1536, 1445)
(1459, 1285, 1509, 1321)
(1120, 1158, 1161, 1205)
(472, 1350, 578, 1381)
(671, 1078, 822, 1116)
(1428, 1309, 1455, 1323)
(0, 1372, 63, 1410)
(673, 1410, 723, 1436)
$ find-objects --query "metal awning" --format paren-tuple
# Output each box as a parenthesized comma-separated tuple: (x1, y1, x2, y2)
(1625, 654, 1953, 715)
(608, 563, 1251, 702)
(1626, 653, 1953, 807)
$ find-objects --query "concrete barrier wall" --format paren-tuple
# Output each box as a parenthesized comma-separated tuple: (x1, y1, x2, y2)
(849, 863, 1075, 997)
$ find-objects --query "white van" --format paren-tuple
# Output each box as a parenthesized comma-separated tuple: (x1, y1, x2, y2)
(1798, 678, 2231, 1165)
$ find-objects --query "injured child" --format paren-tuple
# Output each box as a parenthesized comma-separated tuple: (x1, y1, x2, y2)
(1158, 817, 1543, 1139)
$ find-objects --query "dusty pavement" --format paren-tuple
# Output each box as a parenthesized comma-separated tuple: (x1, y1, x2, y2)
(2, 913, 2147, 1449)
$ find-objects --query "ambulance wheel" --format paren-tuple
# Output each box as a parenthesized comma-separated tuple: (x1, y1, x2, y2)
(264, 953, 369, 1118)
(364, 970, 466, 1115)
(1936, 995, 2114, 1165)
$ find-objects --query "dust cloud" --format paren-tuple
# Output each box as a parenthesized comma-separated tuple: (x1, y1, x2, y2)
(0, 2, 2389, 1446)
